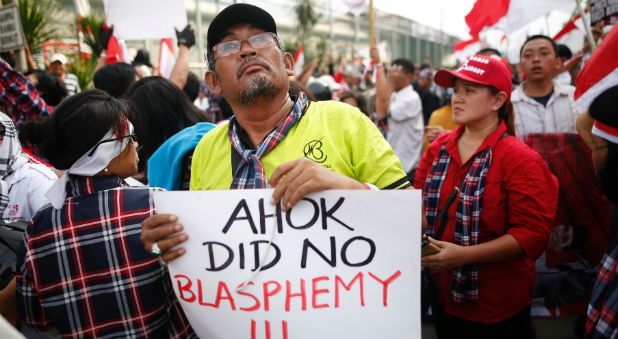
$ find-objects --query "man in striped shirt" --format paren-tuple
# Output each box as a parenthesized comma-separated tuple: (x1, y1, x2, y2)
(512, 35, 579, 137)
(49, 53, 81, 96)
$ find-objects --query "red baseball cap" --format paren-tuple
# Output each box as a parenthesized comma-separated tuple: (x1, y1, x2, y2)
(434, 54, 512, 99)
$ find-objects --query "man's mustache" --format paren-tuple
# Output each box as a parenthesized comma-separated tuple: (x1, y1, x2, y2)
(236, 57, 272, 80)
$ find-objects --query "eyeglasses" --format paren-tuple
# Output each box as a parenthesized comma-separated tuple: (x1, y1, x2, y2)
(88, 134, 137, 157)
(212, 32, 278, 60)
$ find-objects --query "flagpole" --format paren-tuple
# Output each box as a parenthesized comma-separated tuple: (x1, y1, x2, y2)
(369, 0, 374, 47)
(575, 0, 597, 52)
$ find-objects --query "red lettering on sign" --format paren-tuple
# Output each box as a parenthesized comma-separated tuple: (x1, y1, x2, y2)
(368, 270, 402, 306)
(237, 282, 261, 311)
(311, 276, 330, 309)
(285, 279, 307, 311)
(215, 281, 236, 310)
(198, 279, 216, 307)
(263, 281, 282, 311)
(174, 274, 196, 303)
(334, 272, 364, 308)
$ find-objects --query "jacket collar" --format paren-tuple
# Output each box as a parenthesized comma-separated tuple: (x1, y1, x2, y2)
(66, 175, 125, 198)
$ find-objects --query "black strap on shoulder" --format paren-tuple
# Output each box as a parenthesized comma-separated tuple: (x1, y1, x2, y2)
(433, 174, 466, 240)
(231, 144, 242, 175)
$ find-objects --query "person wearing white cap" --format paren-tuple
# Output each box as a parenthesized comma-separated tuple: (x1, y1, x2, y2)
(48, 53, 81, 96)
(15, 89, 196, 338)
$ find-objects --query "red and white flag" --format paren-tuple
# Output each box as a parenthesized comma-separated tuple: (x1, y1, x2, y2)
(553, 13, 586, 53)
(574, 23, 618, 113)
(158, 38, 175, 79)
(454, 36, 481, 63)
(106, 34, 128, 64)
(466, 0, 575, 37)
(294, 44, 304, 77)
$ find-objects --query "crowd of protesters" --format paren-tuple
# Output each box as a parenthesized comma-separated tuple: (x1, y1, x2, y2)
(0, 3, 616, 338)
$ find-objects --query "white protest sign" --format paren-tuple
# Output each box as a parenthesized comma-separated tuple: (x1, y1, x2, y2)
(0, 4, 26, 53)
(103, 0, 187, 40)
(154, 189, 422, 339)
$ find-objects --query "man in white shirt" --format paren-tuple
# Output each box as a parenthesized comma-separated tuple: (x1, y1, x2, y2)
(49, 53, 81, 96)
(372, 49, 424, 181)
(513, 35, 578, 137)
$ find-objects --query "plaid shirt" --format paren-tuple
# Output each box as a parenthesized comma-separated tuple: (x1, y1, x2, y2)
(228, 91, 308, 189)
(586, 235, 618, 339)
(423, 143, 492, 303)
(16, 175, 196, 339)
(0, 58, 52, 131)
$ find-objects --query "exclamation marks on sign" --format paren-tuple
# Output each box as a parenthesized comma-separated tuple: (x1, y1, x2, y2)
(251, 319, 288, 339)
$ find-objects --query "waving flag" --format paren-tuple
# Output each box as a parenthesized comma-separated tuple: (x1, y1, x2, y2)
(466, 0, 575, 37)
(294, 44, 304, 77)
(105, 33, 128, 64)
(553, 13, 586, 53)
(158, 38, 176, 79)
(454, 36, 481, 63)
(574, 23, 618, 113)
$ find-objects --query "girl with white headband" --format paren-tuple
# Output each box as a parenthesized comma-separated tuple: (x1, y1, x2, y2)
(15, 89, 196, 338)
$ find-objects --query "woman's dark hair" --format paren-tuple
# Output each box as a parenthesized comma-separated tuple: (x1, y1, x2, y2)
(127, 76, 211, 171)
(217, 96, 234, 121)
(289, 80, 316, 101)
(25, 70, 68, 106)
(94, 63, 137, 98)
(601, 143, 618, 204)
(589, 85, 618, 203)
(19, 88, 125, 170)
(183, 72, 200, 102)
(307, 81, 331, 101)
(489, 86, 516, 136)
(339, 90, 369, 116)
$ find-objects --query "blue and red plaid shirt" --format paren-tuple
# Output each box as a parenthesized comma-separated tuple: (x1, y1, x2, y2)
(16, 175, 196, 339)
(586, 230, 617, 339)
(0, 58, 52, 131)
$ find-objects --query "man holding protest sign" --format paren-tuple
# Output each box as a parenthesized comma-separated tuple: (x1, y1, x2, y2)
(141, 4, 411, 263)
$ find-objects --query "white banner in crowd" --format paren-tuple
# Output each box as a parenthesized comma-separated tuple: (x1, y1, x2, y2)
(103, 0, 187, 40)
(0, 3, 26, 53)
(154, 189, 422, 339)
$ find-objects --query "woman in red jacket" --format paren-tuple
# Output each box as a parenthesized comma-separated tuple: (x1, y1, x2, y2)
(416, 55, 558, 338)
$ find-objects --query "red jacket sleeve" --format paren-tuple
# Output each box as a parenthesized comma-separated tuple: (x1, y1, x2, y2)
(502, 142, 558, 260)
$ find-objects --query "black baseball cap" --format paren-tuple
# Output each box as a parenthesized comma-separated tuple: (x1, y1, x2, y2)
(207, 4, 277, 54)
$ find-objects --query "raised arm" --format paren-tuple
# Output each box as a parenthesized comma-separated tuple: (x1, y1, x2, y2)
(169, 24, 196, 89)
(370, 42, 391, 119)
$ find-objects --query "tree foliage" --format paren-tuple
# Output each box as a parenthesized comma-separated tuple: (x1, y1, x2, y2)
(78, 13, 105, 57)
(294, 0, 320, 46)
(18, 0, 59, 53)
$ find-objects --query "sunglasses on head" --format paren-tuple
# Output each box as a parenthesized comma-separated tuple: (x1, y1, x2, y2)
(88, 134, 137, 157)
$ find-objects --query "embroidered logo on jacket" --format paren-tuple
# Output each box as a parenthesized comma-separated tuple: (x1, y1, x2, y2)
(303, 137, 328, 164)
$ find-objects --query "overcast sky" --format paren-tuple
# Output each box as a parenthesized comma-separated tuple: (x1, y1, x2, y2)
(372, 0, 477, 40)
